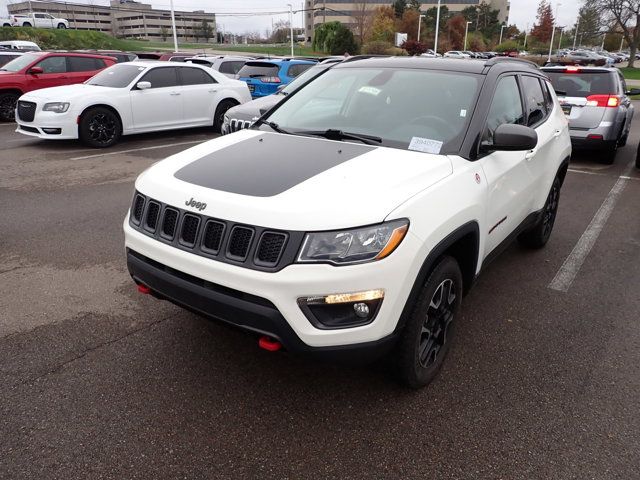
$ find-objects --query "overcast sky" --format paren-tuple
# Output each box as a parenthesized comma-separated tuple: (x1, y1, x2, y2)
(0, 0, 582, 34)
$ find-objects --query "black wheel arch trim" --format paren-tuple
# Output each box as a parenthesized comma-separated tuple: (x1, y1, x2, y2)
(394, 221, 480, 335)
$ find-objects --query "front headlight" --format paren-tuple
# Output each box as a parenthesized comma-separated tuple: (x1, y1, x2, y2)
(43, 102, 70, 113)
(297, 219, 409, 265)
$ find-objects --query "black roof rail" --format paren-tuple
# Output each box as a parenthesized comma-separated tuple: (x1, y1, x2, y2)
(484, 56, 539, 69)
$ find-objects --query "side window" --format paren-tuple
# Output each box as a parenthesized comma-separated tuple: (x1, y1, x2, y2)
(68, 56, 100, 72)
(180, 67, 215, 85)
(219, 61, 244, 75)
(484, 75, 524, 143)
(35, 56, 67, 73)
(521, 75, 548, 127)
(139, 67, 179, 89)
(34, 13, 45, 19)
(618, 72, 627, 94)
(287, 63, 312, 78)
(542, 80, 555, 112)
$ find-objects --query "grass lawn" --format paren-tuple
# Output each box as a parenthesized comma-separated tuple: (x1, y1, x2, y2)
(619, 67, 640, 80)
(127, 41, 323, 56)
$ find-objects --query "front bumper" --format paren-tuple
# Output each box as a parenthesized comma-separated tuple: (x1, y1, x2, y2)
(15, 107, 79, 140)
(124, 219, 422, 352)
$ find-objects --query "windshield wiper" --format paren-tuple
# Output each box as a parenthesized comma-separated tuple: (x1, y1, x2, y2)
(255, 119, 291, 134)
(297, 129, 382, 145)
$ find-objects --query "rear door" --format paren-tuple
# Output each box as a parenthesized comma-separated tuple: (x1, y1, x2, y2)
(545, 69, 615, 129)
(26, 55, 69, 91)
(130, 66, 183, 129)
(177, 66, 218, 124)
(67, 56, 108, 83)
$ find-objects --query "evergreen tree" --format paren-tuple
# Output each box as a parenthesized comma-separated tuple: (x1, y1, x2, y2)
(531, 0, 555, 44)
(392, 0, 407, 18)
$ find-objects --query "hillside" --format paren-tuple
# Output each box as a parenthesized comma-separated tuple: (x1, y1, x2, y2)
(0, 27, 141, 51)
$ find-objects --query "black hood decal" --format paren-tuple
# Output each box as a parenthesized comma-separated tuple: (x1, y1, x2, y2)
(174, 133, 374, 197)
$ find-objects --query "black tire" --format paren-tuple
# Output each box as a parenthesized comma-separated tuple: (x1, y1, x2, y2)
(0, 91, 19, 122)
(518, 175, 561, 249)
(636, 142, 640, 169)
(601, 141, 618, 165)
(213, 99, 237, 133)
(23, 22, 32, 27)
(395, 256, 463, 389)
(57, 23, 67, 29)
(619, 129, 628, 147)
(79, 107, 122, 148)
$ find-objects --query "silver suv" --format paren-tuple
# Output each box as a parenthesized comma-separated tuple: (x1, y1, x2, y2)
(542, 66, 639, 163)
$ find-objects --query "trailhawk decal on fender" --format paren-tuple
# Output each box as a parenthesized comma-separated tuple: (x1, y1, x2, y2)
(173, 133, 374, 197)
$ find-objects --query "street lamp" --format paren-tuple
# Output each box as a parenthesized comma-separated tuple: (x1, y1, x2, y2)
(547, 1, 561, 63)
(523, 23, 529, 49)
(600, 32, 606, 50)
(464, 21, 472, 50)
(573, 16, 579, 50)
(434, 0, 442, 54)
(557, 26, 564, 50)
(287, 4, 294, 57)
(169, 0, 178, 52)
(499, 25, 506, 45)
(417, 14, 426, 42)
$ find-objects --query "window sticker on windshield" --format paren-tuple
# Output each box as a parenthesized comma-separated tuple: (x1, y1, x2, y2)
(358, 86, 381, 96)
(409, 137, 443, 154)
(460, 109, 467, 117)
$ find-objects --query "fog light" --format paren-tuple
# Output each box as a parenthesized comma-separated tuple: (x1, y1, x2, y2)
(42, 128, 62, 134)
(353, 302, 369, 318)
(298, 289, 384, 329)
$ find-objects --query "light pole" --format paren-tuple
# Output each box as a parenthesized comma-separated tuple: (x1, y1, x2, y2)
(417, 14, 426, 42)
(169, 0, 179, 52)
(547, 1, 561, 63)
(557, 26, 564, 50)
(524, 23, 529, 49)
(499, 25, 506, 45)
(600, 32, 606, 50)
(464, 21, 472, 50)
(287, 4, 294, 57)
(573, 17, 579, 50)
(434, 0, 442, 54)
(619, 36, 624, 53)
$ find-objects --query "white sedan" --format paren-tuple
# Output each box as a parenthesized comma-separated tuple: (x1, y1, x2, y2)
(443, 51, 471, 59)
(15, 61, 252, 147)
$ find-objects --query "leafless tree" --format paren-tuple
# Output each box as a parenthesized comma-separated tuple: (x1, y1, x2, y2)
(597, 0, 640, 67)
(352, 1, 375, 44)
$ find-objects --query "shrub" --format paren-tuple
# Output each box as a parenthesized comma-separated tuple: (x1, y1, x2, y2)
(361, 41, 393, 54)
(312, 21, 358, 55)
(401, 39, 428, 56)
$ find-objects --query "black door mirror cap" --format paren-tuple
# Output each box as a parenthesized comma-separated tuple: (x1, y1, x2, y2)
(482, 124, 538, 153)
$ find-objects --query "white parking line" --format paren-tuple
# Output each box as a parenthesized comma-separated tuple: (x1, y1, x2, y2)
(549, 160, 635, 292)
(70, 139, 205, 161)
(567, 168, 605, 176)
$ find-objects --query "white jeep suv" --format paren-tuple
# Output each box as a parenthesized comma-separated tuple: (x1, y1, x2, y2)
(124, 57, 571, 388)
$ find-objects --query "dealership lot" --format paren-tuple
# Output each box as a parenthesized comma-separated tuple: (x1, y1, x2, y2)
(1, 115, 640, 480)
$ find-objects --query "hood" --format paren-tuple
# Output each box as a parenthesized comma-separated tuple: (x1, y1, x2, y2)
(227, 94, 282, 121)
(136, 130, 453, 231)
(21, 83, 113, 101)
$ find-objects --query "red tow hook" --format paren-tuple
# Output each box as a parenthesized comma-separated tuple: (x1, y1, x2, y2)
(258, 336, 282, 352)
(137, 284, 151, 295)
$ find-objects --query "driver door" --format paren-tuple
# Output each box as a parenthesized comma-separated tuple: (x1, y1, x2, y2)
(479, 75, 534, 257)
(130, 66, 183, 130)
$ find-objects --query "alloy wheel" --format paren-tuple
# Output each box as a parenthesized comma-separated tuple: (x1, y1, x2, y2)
(419, 279, 456, 368)
(87, 113, 116, 145)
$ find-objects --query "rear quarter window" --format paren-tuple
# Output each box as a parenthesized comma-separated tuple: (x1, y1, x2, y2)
(286, 63, 313, 78)
(545, 71, 616, 97)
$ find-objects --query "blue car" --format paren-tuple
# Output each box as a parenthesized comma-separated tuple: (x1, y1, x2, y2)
(236, 59, 316, 98)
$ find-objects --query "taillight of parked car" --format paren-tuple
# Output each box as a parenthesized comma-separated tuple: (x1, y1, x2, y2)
(259, 76, 281, 83)
(585, 95, 620, 108)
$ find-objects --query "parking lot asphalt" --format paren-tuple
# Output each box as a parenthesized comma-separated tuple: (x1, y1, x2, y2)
(1, 119, 639, 479)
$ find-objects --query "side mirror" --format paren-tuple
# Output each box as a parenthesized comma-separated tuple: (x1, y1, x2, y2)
(136, 81, 151, 90)
(626, 88, 640, 96)
(481, 124, 538, 152)
(28, 66, 44, 75)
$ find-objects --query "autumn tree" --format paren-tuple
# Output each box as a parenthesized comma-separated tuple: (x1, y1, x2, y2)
(446, 14, 468, 50)
(531, 0, 555, 43)
(370, 5, 396, 43)
(399, 8, 420, 41)
(596, 0, 640, 67)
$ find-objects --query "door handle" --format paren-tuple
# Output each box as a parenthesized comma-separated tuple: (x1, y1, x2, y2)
(553, 129, 562, 138)
(208, 89, 218, 93)
(525, 149, 536, 160)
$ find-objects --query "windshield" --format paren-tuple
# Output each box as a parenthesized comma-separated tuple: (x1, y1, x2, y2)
(546, 72, 615, 97)
(0, 52, 40, 72)
(281, 64, 329, 94)
(264, 67, 481, 152)
(86, 64, 146, 87)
